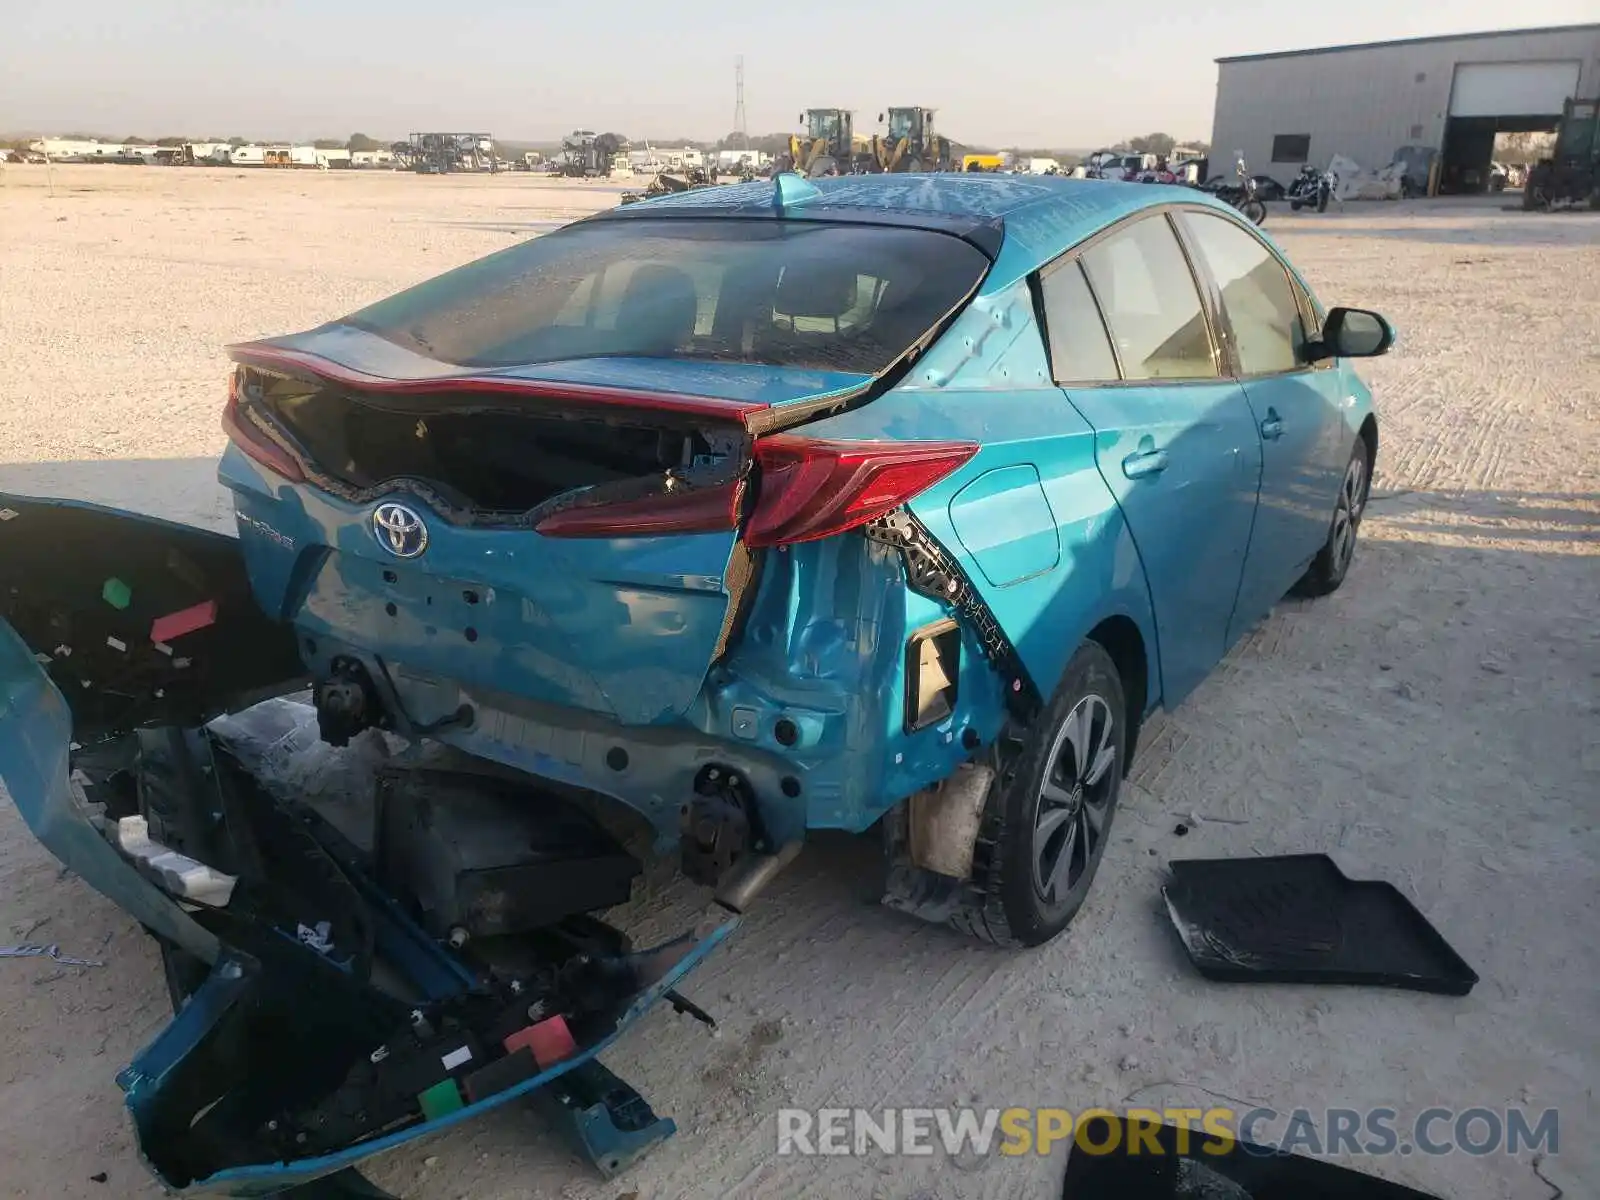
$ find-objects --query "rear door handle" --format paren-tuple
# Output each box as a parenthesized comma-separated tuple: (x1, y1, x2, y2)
(1122, 448, 1169, 479)
(1260, 414, 1284, 440)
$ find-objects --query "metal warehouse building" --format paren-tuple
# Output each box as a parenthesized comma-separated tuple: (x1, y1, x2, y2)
(1211, 23, 1600, 192)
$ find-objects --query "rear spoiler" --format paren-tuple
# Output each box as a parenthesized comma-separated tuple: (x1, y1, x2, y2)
(227, 343, 874, 436)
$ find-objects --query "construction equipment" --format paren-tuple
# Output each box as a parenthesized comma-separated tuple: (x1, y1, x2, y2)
(560, 131, 624, 178)
(872, 107, 954, 173)
(1524, 98, 1599, 210)
(778, 110, 871, 177)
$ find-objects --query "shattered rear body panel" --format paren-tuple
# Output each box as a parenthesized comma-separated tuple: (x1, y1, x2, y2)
(0, 495, 743, 1195)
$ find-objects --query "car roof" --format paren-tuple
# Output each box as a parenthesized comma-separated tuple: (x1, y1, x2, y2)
(588, 174, 1245, 294)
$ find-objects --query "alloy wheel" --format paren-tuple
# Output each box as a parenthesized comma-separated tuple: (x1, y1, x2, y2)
(1031, 694, 1117, 903)
(1331, 453, 1366, 574)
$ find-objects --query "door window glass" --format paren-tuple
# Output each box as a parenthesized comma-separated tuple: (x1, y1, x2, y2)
(1040, 260, 1119, 382)
(1180, 213, 1302, 375)
(1080, 217, 1217, 381)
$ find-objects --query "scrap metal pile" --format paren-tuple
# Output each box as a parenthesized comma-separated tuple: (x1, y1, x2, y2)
(407, 133, 498, 175)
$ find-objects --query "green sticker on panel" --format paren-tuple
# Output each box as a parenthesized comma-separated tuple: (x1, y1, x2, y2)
(418, 1078, 463, 1120)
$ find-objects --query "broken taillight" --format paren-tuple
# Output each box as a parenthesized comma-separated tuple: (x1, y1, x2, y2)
(534, 437, 977, 547)
(534, 479, 745, 539)
(743, 436, 979, 548)
(222, 372, 305, 483)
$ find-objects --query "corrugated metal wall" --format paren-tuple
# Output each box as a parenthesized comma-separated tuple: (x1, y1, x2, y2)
(1210, 28, 1600, 185)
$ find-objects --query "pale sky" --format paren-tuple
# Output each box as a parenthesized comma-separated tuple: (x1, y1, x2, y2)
(3, 1, 1596, 147)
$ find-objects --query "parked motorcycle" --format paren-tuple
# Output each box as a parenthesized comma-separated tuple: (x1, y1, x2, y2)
(1287, 164, 1334, 212)
(1206, 154, 1268, 225)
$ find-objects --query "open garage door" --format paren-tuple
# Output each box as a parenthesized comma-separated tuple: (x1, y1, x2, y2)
(1449, 61, 1581, 118)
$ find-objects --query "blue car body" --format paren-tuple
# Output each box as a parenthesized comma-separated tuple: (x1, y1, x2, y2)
(0, 174, 1382, 1195)
(219, 175, 1374, 846)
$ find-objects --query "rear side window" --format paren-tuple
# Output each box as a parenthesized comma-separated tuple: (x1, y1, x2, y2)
(341, 219, 991, 376)
(1040, 261, 1119, 382)
(1179, 212, 1302, 375)
(1080, 217, 1217, 381)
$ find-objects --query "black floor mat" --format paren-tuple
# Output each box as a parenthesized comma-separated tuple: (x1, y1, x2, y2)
(1062, 1116, 1444, 1198)
(1161, 855, 1478, 996)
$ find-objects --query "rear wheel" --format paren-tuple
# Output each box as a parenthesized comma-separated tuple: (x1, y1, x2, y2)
(950, 640, 1127, 948)
(1293, 438, 1370, 597)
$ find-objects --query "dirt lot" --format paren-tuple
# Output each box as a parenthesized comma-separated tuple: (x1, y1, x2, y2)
(1, 166, 1596, 1200)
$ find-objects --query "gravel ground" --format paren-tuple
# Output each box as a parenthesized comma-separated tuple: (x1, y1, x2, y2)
(1, 167, 1596, 1200)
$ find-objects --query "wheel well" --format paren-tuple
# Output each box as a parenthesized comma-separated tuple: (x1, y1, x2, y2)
(1359, 414, 1378, 470)
(1087, 615, 1148, 774)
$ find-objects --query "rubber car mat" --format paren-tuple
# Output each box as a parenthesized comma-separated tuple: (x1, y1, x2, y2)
(1161, 855, 1478, 996)
(1061, 1116, 1444, 1198)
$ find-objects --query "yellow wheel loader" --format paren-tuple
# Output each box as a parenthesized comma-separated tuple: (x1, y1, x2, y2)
(872, 107, 954, 173)
(776, 110, 873, 177)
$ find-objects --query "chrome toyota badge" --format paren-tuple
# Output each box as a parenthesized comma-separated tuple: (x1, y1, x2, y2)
(372, 502, 429, 559)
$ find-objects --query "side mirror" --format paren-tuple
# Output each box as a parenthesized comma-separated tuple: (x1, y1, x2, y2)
(878, 112, 885, 123)
(1308, 307, 1396, 360)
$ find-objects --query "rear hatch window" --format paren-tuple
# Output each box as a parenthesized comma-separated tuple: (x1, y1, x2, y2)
(337, 218, 991, 376)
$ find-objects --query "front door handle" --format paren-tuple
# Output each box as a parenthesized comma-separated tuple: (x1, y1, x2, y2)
(1260, 411, 1284, 440)
(1122, 447, 1169, 479)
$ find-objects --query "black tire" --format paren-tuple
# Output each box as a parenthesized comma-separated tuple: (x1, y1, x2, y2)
(1242, 198, 1267, 225)
(950, 641, 1127, 948)
(1290, 200, 1303, 211)
(1316, 189, 1329, 213)
(1293, 438, 1371, 598)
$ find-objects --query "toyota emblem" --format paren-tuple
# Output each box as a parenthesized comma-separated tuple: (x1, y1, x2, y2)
(372, 502, 429, 559)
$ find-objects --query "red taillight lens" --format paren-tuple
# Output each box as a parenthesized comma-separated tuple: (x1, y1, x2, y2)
(222, 373, 305, 483)
(744, 436, 979, 548)
(535, 479, 744, 538)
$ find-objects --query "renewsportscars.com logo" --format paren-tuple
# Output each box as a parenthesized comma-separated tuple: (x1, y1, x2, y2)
(775, 1105, 1560, 1159)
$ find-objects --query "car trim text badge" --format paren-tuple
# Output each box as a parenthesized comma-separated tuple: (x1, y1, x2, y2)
(372, 503, 429, 559)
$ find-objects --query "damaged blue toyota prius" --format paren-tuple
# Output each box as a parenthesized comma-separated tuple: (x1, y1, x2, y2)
(0, 173, 1391, 1195)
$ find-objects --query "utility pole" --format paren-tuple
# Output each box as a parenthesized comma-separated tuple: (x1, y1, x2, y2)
(734, 56, 748, 151)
